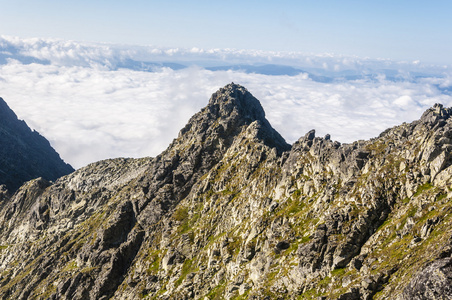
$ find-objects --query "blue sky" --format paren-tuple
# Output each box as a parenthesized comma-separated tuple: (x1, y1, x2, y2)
(1, 0, 451, 64)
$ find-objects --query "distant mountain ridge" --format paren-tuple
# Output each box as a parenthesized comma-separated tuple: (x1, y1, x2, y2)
(0, 84, 451, 299)
(0, 97, 74, 192)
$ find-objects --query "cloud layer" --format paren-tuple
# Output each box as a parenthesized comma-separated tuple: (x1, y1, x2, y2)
(3, 35, 450, 74)
(1, 36, 452, 169)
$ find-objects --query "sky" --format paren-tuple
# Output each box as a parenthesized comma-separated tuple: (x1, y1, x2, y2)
(1, 1, 451, 64)
(0, 2, 452, 169)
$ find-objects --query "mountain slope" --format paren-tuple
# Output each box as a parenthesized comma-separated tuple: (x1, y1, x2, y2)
(0, 97, 74, 192)
(0, 84, 451, 300)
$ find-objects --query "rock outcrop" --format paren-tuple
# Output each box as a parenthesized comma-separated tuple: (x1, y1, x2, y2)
(0, 97, 74, 192)
(0, 84, 451, 299)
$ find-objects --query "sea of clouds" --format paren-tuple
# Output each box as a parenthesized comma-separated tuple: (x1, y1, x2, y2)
(1, 36, 452, 169)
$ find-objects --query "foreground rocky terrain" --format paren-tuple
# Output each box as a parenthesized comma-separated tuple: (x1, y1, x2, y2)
(0, 83, 452, 299)
(0, 97, 74, 192)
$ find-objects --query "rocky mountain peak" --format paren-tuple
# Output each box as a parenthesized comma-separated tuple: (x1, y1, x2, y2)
(419, 102, 452, 125)
(0, 97, 74, 192)
(206, 83, 266, 123)
(177, 83, 289, 155)
(1, 87, 452, 299)
(0, 97, 19, 124)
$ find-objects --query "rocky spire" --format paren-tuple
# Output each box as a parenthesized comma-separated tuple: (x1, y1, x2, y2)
(206, 83, 266, 123)
(177, 83, 290, 155)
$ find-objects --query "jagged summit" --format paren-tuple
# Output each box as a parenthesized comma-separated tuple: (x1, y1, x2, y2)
(178, 83, 290, 155)
(0, 97, 74, 192)
(207, 83, 266, 123)
(420, 102, 452, 125)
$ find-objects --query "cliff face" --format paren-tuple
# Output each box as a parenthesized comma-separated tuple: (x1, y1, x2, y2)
(0, 84, 451, 300)
(0, 97, 74, 192)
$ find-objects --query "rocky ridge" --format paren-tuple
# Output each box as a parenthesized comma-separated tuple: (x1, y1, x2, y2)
(0, 84, 451, 299)
(0, 97, 74, 192)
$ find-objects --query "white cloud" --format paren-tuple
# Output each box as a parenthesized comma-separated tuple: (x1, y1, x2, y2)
(394, 95, 414, 107)
(1, 36, 452, 169)
(3, 35, 451, 75)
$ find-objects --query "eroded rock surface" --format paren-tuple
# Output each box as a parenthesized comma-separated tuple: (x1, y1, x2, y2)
(0, 85, 452, 299)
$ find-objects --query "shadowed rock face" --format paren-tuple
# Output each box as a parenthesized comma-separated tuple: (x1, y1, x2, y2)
(0, 97, 74, 192)
(400, 257, 452, 300)
(0, 85, 451, 300)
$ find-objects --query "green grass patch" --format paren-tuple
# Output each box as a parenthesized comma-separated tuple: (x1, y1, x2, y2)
(204, 280, 226, 300)
(287, 200, 305, 215)
(175, 206, 201, 235)
(283, 241, 299, 255)
(147, 251, 161, 275)
(173, 206, 189, 222)
(227, 237, 242, 256)
(376, 216, 393, 233)
(407, 206, 417, 218)
(414, 182, 434, 197)
(436, 192, 447, 202)
(292, 189, 302, 199)
(300, 235, 311, 243)
(298, 288, 319, 299)
(174, 258, 197, 288)
(331, 267, 346, 277)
